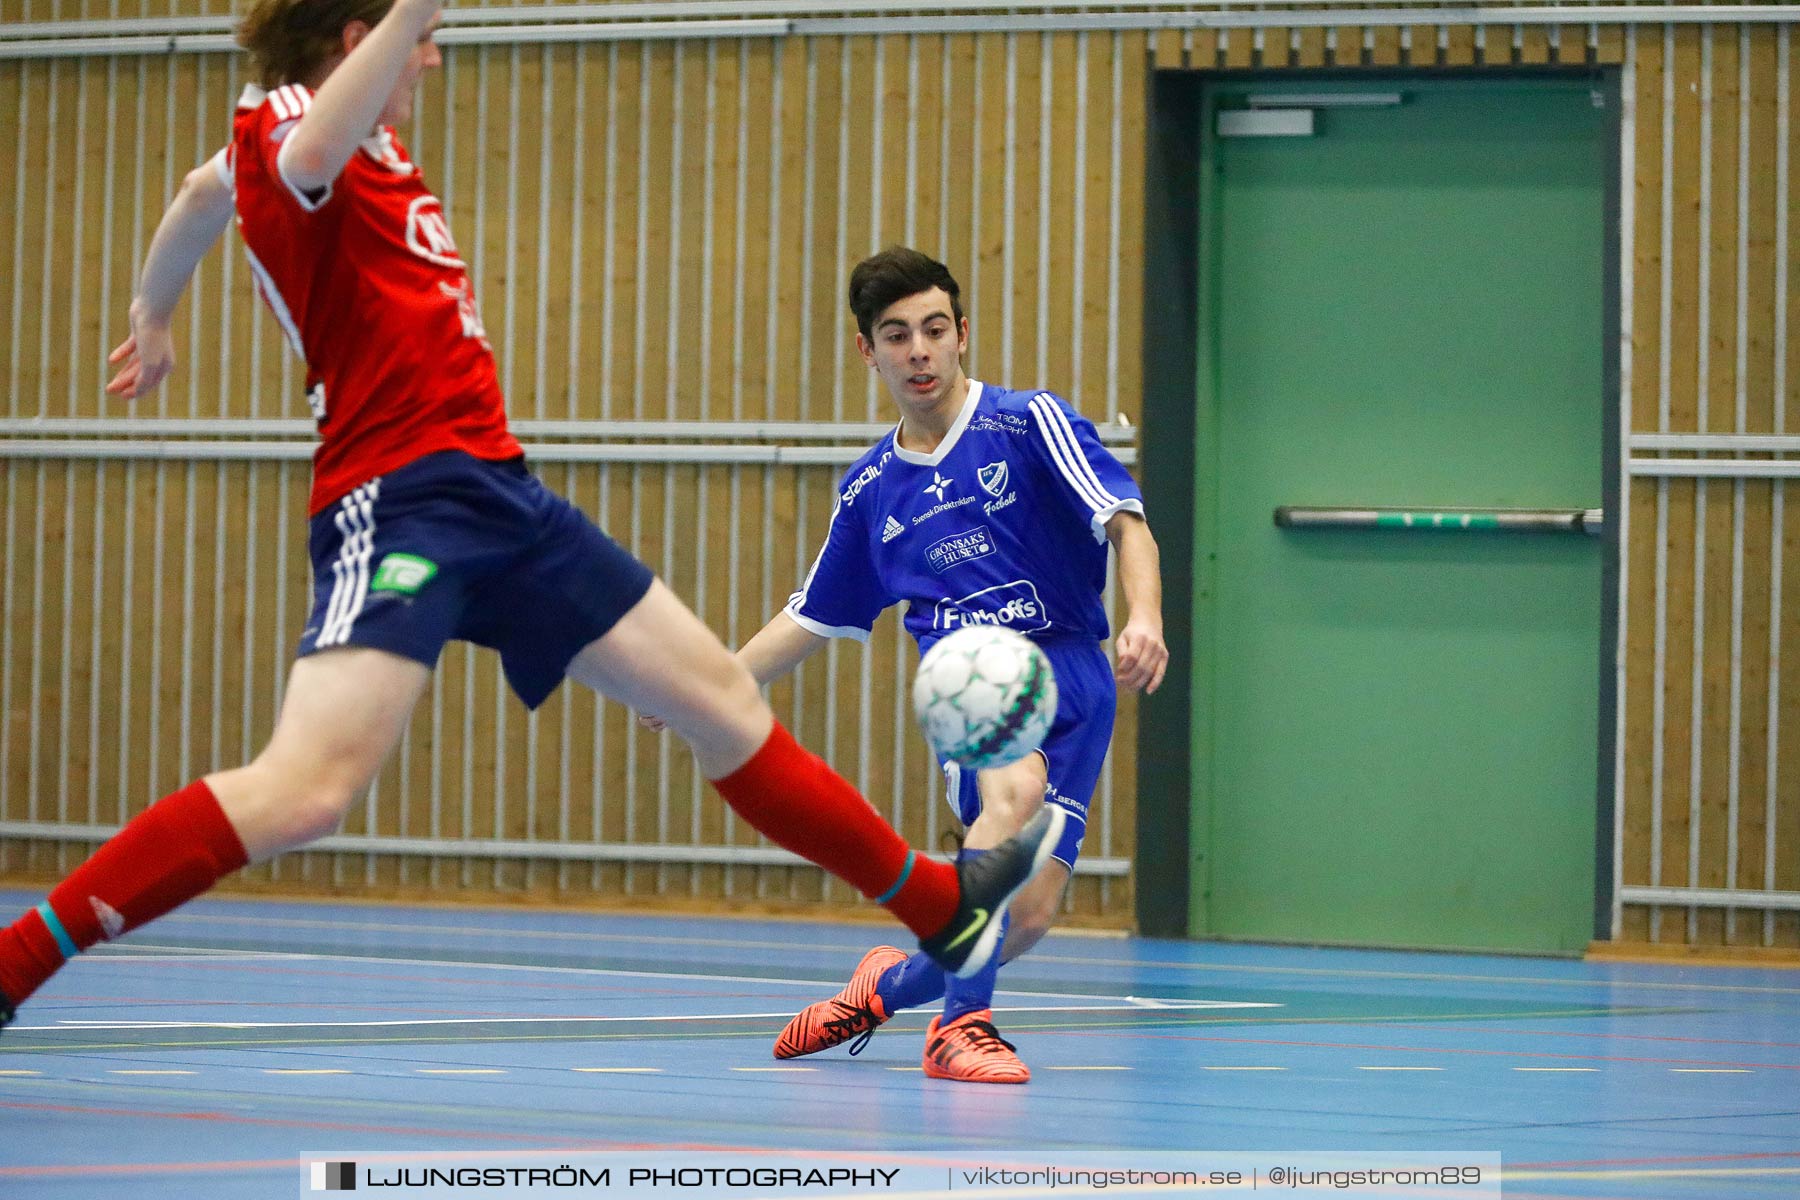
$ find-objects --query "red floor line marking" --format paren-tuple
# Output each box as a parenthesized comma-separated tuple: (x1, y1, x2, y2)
(0, 1157, 307, 1178)
(76, 959, 710, 994)
(0, 1143, 978, 1179)
(0, 1099, 627, 1145)
(1436, 1026, 1800, 1051)
(1048, 1030, 1800, 1070)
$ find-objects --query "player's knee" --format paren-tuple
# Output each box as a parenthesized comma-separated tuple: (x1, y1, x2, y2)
(267, 786, 357, 849)
(711, 656, 766, 721)
(233, 762, 359, 850)
(986, 788, 1047, 837)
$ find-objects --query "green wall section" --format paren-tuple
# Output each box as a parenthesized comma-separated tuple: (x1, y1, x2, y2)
(1194, 78, 1608, 953)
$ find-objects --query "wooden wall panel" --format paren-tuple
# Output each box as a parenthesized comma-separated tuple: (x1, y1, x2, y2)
(4, 14, 1798, 942)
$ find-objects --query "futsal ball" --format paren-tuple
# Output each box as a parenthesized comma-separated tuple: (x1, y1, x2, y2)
(912, 626, 1058, 769)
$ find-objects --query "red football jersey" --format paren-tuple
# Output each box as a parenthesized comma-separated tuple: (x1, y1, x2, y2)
(227, 83, 521, 514)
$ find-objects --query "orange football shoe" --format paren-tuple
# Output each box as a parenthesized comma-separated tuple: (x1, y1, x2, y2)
(921, 1008, 1030, 1083)
(773, 945, 909, 1059)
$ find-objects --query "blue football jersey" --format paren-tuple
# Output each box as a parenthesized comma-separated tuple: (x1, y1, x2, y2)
(784, 381, 1144, 650)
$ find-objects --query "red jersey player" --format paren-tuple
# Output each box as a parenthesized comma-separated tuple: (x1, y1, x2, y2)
(0, 0, 1062, 1031)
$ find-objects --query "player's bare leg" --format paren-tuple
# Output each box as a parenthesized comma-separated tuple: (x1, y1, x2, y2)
(565, 579, 1063, 978)
(0, 647, 430, 1026)
(207, 647, 432, 860)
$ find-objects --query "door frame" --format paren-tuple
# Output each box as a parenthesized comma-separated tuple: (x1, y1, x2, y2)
(1135, 68, 1623, 946)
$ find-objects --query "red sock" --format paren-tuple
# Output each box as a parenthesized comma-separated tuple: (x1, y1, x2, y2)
(0, 779, 247, 1008)
(711, 722, 957, 938)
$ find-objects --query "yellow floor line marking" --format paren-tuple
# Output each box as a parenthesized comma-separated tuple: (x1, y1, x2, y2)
(1204, 1066, 1286, 1071)
(1669, 1067, 1752, 1073)
(417, 1069, 506, 1075)
(1045, 1066, 1132, 1071)
(107, 1069, 196, 1076)
(1357, 1066, 1444, 1071)
(1513, 1067, 1599, 1072)
(571, 1067, 661, 1074)
(264, 1069, 352, 1075)
(730, 1067, 816, 1072)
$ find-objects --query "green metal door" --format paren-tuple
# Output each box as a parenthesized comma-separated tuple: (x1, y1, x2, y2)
(1196, 78, 1609, 953)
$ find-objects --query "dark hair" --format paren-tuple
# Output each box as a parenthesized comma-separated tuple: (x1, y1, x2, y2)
(238, 0, 396, 88)
(847, 246, 964, 341)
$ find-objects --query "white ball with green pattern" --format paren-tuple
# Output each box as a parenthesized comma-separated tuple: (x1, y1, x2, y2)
(912, 626, 1059, 770)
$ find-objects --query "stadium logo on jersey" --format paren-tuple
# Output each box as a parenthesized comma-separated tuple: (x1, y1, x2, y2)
(922, 471, 955, 502)
(977, 461, 1010, 497)
(933, 579, 1051, 634)
(841, 452, 892, 507)
(405, 195, 466, 269)
(925, 526, 995, 574)
(882, 515, 906, 544)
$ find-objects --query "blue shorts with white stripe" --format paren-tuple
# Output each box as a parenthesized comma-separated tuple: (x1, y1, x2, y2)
(299, 450, 654, 709)
(938, 637, 1115, 870)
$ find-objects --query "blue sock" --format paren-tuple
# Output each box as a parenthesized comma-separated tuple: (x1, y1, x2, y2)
(942, 909, 1007, 1024)
(875, 951, 947, 1014)
(937, 846, 1007, 1024)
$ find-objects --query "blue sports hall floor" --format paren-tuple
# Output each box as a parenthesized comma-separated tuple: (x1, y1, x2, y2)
(0, 889, 1794, 1198)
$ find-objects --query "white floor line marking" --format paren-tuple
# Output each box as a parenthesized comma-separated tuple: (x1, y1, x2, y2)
(84, 947, 308, 960)
(61, 944, 1282, 1011)
(40, 999, 1269, 1033)
(0, 1069, 42, 1076)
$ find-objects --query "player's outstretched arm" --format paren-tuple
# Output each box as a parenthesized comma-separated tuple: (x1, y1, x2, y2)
(738, 612, 828, 687)
(637, 612, 824, 731)
(279, 0, 442, 194)
(105, 156, 236, 399)
(1106, 510, 1168, 695)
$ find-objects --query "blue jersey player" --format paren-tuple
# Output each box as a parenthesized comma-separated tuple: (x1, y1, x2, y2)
(744, 248, 1166, 1082)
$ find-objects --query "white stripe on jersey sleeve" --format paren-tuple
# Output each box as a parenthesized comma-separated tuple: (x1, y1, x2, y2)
(1029, 394, 1118, 511)
(270, 85, 332, 212)
(1028, 393, 1143, 542)
(781, 607, 874, 643)
(781, 493, 874, 642)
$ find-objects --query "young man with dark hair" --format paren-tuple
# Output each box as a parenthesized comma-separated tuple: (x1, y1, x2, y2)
(724, 246, 1165, 1082)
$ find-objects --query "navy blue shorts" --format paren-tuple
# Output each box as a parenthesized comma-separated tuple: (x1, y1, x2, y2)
(941, 638, 1117, 869)
(299, 451, 655, 709)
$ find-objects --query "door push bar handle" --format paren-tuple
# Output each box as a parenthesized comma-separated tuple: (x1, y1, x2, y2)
(1274, 506, 1605, 535)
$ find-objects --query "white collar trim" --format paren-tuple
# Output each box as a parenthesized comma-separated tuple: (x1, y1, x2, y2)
(891, 380, 983, 467)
